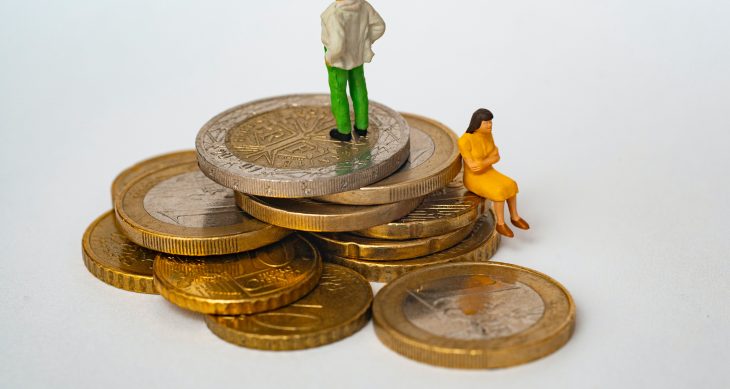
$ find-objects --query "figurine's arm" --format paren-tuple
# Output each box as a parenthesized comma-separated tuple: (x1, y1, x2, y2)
(463, 157, 488, 173)
(367, 4, 386, 42)
(483, 147, 500, 166)
(321, 10, 345, 65)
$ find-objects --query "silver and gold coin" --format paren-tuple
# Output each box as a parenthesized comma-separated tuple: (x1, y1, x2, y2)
(196, 94, 410, 198)
(111, 150, 196, 204)
(325, 213, 499, 283)
(354, 173, 486, 240)
(154, 234, 322, 315)
(82, 211, 157, 294)
(309, 222, 474, 261)
(114, 153, 291, 256)
(318, 113, 461, 205)
(235, 193, 422, 232)
(373, 262, 576, 369)
(205, 264, 372, 351)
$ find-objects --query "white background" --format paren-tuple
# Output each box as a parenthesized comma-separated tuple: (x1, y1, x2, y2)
(1, 1, 729, 388)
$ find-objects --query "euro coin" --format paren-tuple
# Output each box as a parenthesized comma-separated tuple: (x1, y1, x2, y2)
(205, 264, 372, 350)
(154, 234, 322, 315)
(309, 222, 474, 261)
(318, 113, 460, 205)
(373, 262, 576, 369)
(196, 94, 410, 198)
(110, 150, 196, 205)
(324, 213, 499, 283)
(354, 173, 485, 240)
(235, 193, 422, 232)
(82, 210, 156, 294)
(114, 153, 291, 256)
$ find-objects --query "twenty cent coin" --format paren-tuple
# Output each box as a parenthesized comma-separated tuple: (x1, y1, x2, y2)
(318, 113, 461, 205)
(114, 153, 291, 256)
(205, 264, 372, 351)
(309, 222, 474, 261)
(154, 234, 323, 315)
(354, 173, 486, 240)
(325, 213, 499, 283)
(373, 262, 576, 369)
(235, 193, 422, 232)
(196, 94, 410, 198)
(82, 210, 156, 294)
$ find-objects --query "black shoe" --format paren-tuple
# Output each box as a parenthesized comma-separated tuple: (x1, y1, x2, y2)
(329, 128, 352, 142)
(354, 127, 368, 137)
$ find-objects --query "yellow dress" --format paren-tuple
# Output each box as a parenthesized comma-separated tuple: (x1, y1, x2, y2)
(458, 132, 518, 202)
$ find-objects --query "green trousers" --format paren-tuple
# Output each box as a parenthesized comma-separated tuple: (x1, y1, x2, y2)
(327, 64, 369, 134)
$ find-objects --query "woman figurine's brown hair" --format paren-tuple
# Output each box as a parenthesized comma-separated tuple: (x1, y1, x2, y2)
(458, 109, 530, 238)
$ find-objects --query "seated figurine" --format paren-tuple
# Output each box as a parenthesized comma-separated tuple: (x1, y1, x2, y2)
(458, 109, 530, 238)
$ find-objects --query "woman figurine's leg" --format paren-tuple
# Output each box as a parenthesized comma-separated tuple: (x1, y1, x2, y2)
(507, 196, 530, 230)
(493, 201, 514, 238)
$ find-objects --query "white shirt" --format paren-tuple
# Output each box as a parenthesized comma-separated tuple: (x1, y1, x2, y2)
(321, 0, 386, 70)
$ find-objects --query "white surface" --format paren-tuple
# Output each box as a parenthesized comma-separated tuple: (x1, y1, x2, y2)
(1, 1, 729, 388)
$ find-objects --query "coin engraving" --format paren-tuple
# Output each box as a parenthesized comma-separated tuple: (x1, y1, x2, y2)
(399, 175, 480, 223)
(403, 275, 545, 341)
(143, 171, 244, 228)
(400, 125, 435, 170)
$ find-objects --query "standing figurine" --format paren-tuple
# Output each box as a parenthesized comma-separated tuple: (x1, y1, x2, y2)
(321, 0, 386, 141)
(458, 109, 530, 238)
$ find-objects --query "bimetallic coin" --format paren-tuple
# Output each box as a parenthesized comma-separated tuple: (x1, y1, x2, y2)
(111, 150, 196, 205)
(309, 222, 474, 261)
(115, 154, 291, 256)
(325, 213, 499, 283)
(154, 234, 322, 315)
(82, 211, 156, 294)
(318, 113, 461, 205)
(196, 94, 410, 198)
(205, 264, 372, 351)
(354, 173, 486, 240)
(235, 193, 423, 232)
(373, 262, 576, 369)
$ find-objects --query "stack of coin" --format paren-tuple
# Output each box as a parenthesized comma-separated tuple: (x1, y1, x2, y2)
(195, 94, 501, 282)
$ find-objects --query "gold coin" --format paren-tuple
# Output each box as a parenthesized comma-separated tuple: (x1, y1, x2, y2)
(354, 172, 486, 240)
(325, 213, 499, 283)
(111, 150, 196, 205)
(373, 262, 576, 369)
(205, 264, 372, 351)
(309, 222, 474, 261)
(317, 113, 461, 205)
(115, 154, 291, 256)
(235, 192, 423, 232)
(82, 210, 156, 294)
(153, 234, 322, 315)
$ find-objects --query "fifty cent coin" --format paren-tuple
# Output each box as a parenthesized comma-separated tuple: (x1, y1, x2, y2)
(354, 172, 486, 240)
(82, 210, 157, 294)
(309, 222, 474, 261)
(196, 94, 410, 198)
(317, 113, 461, 205)
(235, 193, 422, 232)
(154, 234, 322, 315)
(114, 152, 291, 256)
(205, 264, 372, 351)
(373, 262, 576, 369)
(325, 213, 499, 283)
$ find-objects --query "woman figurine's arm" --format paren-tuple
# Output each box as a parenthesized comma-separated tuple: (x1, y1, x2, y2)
(463, 157, 488, 173)
(483, 147, 500, 166)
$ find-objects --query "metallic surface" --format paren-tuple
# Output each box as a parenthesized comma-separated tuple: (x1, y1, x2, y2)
(373, 262, 576, 369)
(82, 211, 157, 294)
(324, 213, 499, 283)
(309, 222, 474, 261)
(354, 173, 486, 240)
(110, 150, 196, 205)
(205, 264, 372, 350)
(114, 154, 291, 256)
(318, 113, 461, 205)
(196, 94, 410, 198)
(154, 234, 322, 315)
(235, 192, 423, 232)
